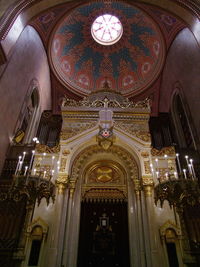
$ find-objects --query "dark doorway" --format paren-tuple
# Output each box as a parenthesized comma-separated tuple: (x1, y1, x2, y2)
(77, 201, 130, 267)
(166, 243, 179, 267)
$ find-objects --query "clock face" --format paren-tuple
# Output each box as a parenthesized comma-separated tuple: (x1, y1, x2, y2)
(100, 128, 112, 138)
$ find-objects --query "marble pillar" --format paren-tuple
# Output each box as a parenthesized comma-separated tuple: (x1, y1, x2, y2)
(127, 178, 142, 267)
(55, 186, 69, 267)
(135, 190, 146, 266)
(143, 185, 161, 267)
(46, 181, 68, 267)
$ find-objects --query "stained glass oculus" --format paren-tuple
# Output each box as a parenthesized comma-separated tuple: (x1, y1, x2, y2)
(91, 14, 123, 45)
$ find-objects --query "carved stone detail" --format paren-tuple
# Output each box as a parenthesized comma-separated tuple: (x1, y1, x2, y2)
(143, 185, 154, 197)
(56, 174, 69, 194)
(62, 149, 70, 156)
(70, 145, 139, 188)
(56, 174, 69, 184)
(141, 151, 150, 157)
(144, 161, 151, 174)
(27, 217, 48, 235)
(85, 161, 125, 185)
(115, 122, 151, 142)
(62, 96, 151, 110)
(36, 144, 60, 153)
(160, 220, 181, 240)
(151, 146, 175, 156)
(60, 158, 67, 172)
(82, 188, 126, 201)
(142, 176, 154, 186)
(60, 122, 97, 140)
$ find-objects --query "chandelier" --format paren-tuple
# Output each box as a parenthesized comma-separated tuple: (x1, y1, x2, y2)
(0, 174, 55, 206)
(0, 138, 56, 206)
(154, 153, 200, 211)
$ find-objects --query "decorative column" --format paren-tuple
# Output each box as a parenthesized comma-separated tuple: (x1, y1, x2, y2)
(143, 179, 161, 267)
(135, 184, 146, 267)
(55, 175, 69, 267)
(67, 178, 82, 267)
(47, 174, 68, 267)
(127, 177, 143, 267)
(62, 179, 78, 267)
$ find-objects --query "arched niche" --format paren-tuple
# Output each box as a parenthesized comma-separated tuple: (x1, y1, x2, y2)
(70, 144, 140, 190)
(13, 79, 40, 144)
(63, 144, 142, 267)
(170, 88, 196, 149)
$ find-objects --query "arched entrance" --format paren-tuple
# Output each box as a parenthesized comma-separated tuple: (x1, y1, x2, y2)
(77, 160, 130, 267)
(63, 145, 141, 267)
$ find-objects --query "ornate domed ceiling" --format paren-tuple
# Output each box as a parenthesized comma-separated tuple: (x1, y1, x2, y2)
(50, 1, 165, 97)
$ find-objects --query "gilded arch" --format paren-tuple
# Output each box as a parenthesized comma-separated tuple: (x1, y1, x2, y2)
(70, 144, 140, 192)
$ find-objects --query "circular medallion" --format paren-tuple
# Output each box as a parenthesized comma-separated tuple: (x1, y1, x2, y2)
(91, 14, 123, 45)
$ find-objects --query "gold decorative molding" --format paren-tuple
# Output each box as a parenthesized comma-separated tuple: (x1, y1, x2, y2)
(69, 180, 76, 198)
(60, 122, 97, 140)
(60, 158, 67, 172)
(57, 183, 67, 194)
(56, 174, 69, 194)
(151, 146, 175, 156)
(71, 145, 139, 185)
(144, 161, 151, 174)
(82, 188, 126, 201)
(134, 180, 142, 192)
(143, 185, 153, 197)
(97, 129, 115, 150)
(142, 175, 154, 186)
(115, 122, 151, 142)
(84, 160, 125, 185)
(56, 174, 69, 183)
(141, 151, 150, 158)
(160, 220, 181, 241)
(27, 217, 48, 235)
(62, 149, 70, 156)
(62, 96, 151, 110)
(36, 144, 60, 153)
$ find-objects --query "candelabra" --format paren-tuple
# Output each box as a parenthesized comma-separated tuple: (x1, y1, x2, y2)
(154, 150, 200, 210)
(0, 137, 56, 206)
(0, 172, 55, 206)
(154, 176, 200, 210)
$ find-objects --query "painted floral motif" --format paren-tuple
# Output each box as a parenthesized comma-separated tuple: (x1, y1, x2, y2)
(50, 1, 165, 96)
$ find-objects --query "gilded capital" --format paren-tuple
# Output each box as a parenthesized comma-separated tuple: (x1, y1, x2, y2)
(142, 175, 154, 186)
(134, 180, 142, 193)
(69, 188, 75, 198)
(56, 174, 69, 194)
(143, 185, 153, 197)
(69, 179, 77, 198)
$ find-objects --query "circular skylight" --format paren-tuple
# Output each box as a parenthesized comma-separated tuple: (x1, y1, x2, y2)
(91, 14, 123, 45)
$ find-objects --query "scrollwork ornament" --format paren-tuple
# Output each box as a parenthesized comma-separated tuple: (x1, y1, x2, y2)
(151, 146, 175, 156)
(36, 144, 60, 153)
(60, 122, 97, 140)
(62, 96, 151, 110)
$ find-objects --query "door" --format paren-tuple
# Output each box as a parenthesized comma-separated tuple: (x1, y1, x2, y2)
(77, 201, 130, 267)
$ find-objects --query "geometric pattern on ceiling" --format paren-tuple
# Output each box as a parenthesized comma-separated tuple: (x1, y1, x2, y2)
(50, 1, 166, 97)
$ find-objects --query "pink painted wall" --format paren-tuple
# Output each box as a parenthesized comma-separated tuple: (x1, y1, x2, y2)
(0, 25, 51, 171)
(159, 28, 200, 143)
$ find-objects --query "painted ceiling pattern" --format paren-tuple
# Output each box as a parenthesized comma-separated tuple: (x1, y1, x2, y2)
(50, 1, 166, 97)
